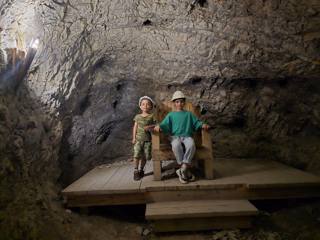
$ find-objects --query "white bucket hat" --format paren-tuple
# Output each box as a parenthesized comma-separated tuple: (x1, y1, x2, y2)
(171, 91, 186, 101)
(138, 96, 155, 107)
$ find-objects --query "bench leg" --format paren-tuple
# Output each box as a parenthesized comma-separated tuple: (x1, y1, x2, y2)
(153, 160, 162, 181)
(204, 156, 214, 180)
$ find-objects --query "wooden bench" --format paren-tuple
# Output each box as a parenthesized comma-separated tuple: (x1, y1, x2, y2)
(151, 102, 214, 180)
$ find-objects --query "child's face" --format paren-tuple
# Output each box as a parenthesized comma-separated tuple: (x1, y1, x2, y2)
(174, 98, 185, 111)
(140, 99, 153, 113)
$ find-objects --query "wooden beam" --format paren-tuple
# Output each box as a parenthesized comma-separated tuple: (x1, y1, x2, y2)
(151, 216, 253, 232)
(64, 193, 146, 207)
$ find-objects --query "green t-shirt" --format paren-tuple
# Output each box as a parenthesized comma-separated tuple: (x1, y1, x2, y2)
(159, 111, 203, 137)
(134, 113, 157, 142)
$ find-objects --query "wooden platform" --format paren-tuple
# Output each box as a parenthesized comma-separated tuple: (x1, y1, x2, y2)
(146, 200, 258, 232)
(62, 158, 320, 207)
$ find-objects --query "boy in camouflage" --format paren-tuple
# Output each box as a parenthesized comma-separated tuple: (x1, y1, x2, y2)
(132, 96, 157, 181)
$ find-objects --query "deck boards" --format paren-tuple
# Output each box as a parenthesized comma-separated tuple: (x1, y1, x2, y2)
(62, 165, 120, 195)
(62, 158, 320, 206)
(145, 200, 258, 220)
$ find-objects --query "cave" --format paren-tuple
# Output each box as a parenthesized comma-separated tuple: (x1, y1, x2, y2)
(1, 0, 320, 239)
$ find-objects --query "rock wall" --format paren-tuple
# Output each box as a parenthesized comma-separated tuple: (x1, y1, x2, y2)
(0, 45, 142, 240)
(0, 89, 63, 239)
(0, 0, 320, 239)
(1, 0, 320, 181)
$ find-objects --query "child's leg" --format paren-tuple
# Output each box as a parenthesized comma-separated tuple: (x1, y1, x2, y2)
(133, 158, 141, 181)
(181, 137, 196, 181)
(141, 141, 152, 170)
(139, 141, 152, 178)
(171, 137, 184, 165)
(181, 137, 196, 165)
(140, 158, 146, 171)
(134, 158, 140, 169)
(133, 141, 143, 180)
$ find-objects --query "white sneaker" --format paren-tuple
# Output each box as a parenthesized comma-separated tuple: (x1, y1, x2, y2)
(176, 168, 188, 184)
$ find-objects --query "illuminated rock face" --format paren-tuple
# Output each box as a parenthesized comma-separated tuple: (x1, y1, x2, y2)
(1, 0, 320, 181)
(0, 1, 320, 239)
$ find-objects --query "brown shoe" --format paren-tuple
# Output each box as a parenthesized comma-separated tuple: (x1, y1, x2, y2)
(134, 170, 141, 181)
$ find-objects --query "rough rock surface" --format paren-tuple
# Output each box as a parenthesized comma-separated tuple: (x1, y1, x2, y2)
(3, 0, 317, 181)
(0, 67, 143, 240)
(0, 0, 320, 239)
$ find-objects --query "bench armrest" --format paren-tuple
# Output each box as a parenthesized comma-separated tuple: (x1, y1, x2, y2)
(201, 129, 212, 150)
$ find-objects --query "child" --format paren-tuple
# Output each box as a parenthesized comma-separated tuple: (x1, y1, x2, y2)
(132, 96, 156, 181)
(154, 91, 209, 184)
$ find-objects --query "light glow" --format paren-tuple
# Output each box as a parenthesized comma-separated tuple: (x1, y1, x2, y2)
(31, 39, 39, 49)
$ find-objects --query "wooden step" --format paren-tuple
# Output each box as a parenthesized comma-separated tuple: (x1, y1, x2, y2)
(145, 200, 258, 232)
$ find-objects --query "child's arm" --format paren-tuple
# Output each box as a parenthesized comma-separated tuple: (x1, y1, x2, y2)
(155, 113, 171, 134)
(144, 124, 156, 131)
(202, 123, 210, 130)
(149, 114, 160, 132)
(132, 122, 138, 144)
(191, 112, 210, 131)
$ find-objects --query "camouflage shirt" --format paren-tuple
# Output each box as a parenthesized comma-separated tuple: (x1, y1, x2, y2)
(134, 114, 157, 142)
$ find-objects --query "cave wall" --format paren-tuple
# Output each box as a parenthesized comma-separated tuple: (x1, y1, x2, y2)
(1, 0, 320, 182)
(0, 0, 320, 239)
(0, 89, 63, 239)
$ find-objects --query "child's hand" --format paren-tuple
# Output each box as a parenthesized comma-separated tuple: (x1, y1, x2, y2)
(154, 125, 161, 132)
(132, 138, 136, 144)
(202, 124, 210, 131)
(144, 125, 155, 131)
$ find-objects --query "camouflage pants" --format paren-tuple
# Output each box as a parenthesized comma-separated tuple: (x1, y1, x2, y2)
(133, 141, 152, 160)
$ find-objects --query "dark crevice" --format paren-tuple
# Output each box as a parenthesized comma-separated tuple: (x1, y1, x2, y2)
(197, 0, 208, 8)
(142, 19, 152, 26)
(112, 100, 118, 109)
(78, 94, 90, 114)
(278, 78, 289, 88)
(116, 83, 123, 91)
(95, 121, 115, 144)
(189, 76, 203, 85)
(92, 57, 105, 70)
(247, 79, 258, 89)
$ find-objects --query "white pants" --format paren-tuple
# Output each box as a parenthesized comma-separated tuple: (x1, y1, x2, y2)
(171, 136, 196, 165)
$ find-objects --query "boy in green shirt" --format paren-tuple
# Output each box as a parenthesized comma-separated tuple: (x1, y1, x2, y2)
(132, 96, 157, 181)
(154, 91, 209, 184)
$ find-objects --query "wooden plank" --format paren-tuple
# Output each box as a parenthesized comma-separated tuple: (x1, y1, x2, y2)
(246, 168, 320, 189)
(152, 216, 253, 232)
(152, 159, 162, 181)
(62, 158, 320, 207)
(146, 200, 258, 220)
(62, 165, 120, 194)
(149, 174, 246, 192)
(101, 163, 141, 193)
(146, 185, 320, 203)
(140, 160, 166, 190)
(65, 193, 146, 207)
(151, 132, 160, 150)
(245, 186, 320, 199)
(145, 187, 247, 203)
(85, 165, 122, 192)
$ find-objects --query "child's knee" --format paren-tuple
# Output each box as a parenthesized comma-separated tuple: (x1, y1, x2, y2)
(171, 138, 182, 149)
